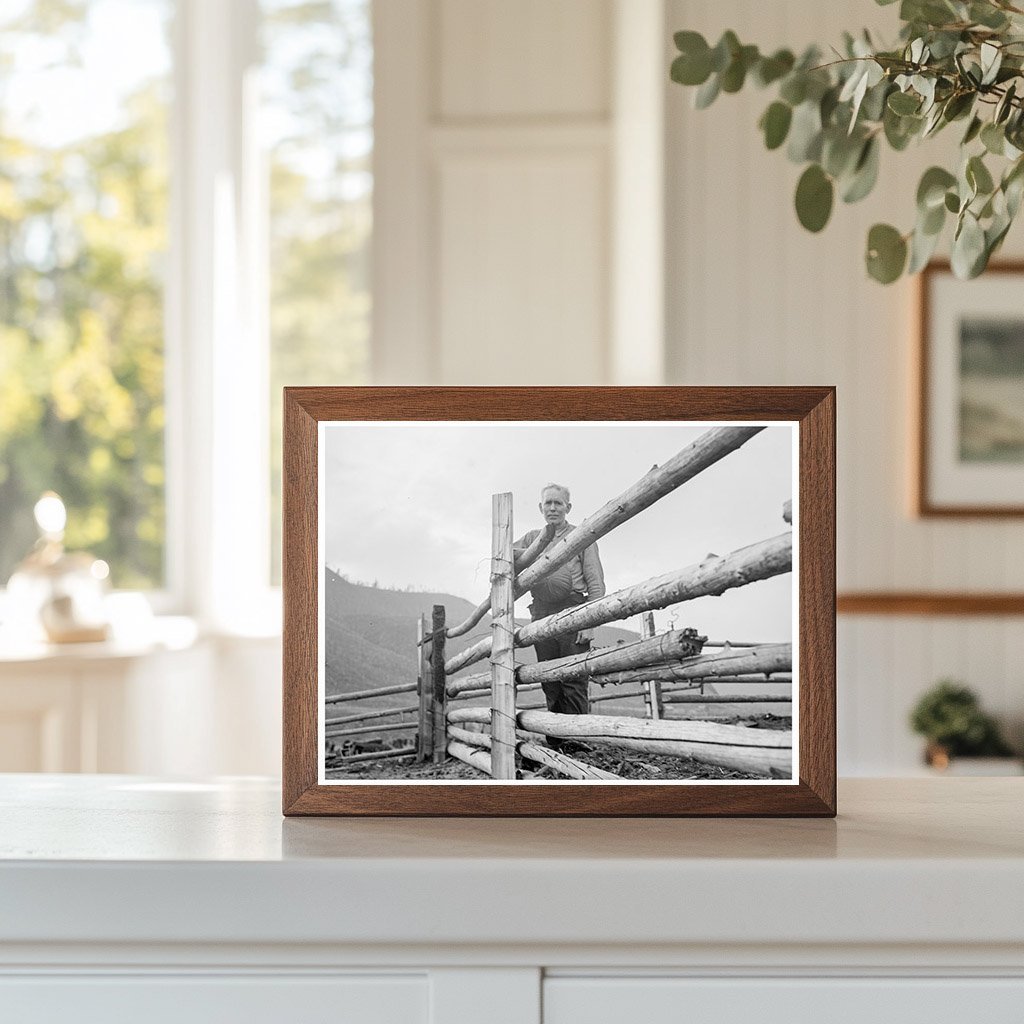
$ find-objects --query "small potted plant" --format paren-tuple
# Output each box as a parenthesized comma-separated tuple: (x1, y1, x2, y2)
(910, 680, 1018, 772)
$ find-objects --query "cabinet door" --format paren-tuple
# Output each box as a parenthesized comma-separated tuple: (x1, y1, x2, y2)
(544, 976, 1024, 1024)
(0, 974, 427, 1024)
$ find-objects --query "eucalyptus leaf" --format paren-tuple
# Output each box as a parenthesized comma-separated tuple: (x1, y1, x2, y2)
(917, 166, 957, 210)
(942, 91, 974, 122)
(694, 73, 721, 109)
(981, 122, 1005, 155)
(861, 80, 893, 122)
(996, 82, 1017, 124)
(1006, 172, 1024, 218)
(922, 103, 946, 137)
(921, 199, 946, 235)
(710, 31, 740, 73)
(842, 137, 880, 203)
(787, 100, 823, 162)
(795, 164, 834, 232)
(721, 44, 758, 93)
(908, 221, 942, 273)
(980, 42, 1002, 86)
(962, 115, 983, 144)
(822, 129, 863, 178)
(760, 102, 793, 150)
(671, 36, 712, 87)
(967, 154, 995, 195)
(888, 90, 921, 115)
(1003, 157, 1024, 216)
(951, 211, 986, 278)
(884, 106, 921, 149)
(779, 73, 807, 106)
(866, 223, 908, 283)
(754, 49, 795, 87)
(970, 2, 1009, 29)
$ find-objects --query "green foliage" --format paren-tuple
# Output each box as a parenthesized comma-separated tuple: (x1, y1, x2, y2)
(263, 0, 372, 583)
(909, 680, 1015, 756)
(670, 0, 1024, 282)
(0, 3, 168, 588)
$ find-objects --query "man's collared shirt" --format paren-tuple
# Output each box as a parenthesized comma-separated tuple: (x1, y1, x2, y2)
(513, 521, 606, 609)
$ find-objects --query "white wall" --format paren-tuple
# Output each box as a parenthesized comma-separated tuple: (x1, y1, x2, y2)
(665, 0, 1024, 771)
(374, 0, 621, 385)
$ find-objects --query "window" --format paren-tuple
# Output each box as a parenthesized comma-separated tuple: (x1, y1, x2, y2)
(0, 0, 172, 589)
(262, 0, 373, 582)
(0, 0, 373, 619)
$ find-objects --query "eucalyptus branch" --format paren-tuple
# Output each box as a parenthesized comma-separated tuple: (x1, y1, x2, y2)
(670, 1, 1024, 283)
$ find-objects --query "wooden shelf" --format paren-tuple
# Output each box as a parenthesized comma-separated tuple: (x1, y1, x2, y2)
(837, 592, 1024, 616)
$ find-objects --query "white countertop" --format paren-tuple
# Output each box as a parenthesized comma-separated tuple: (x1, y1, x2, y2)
(1, 775, 1022, 950)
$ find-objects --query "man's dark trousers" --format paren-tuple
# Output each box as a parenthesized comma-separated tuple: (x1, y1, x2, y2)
(531, 595, 590, 715)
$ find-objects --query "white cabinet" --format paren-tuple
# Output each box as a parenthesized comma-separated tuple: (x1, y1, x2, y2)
(0, 975, 428, 1024)
(1, 777, 1022, 1023)
(0, 626, 281, 776)
(544, 977, 1024, 1024)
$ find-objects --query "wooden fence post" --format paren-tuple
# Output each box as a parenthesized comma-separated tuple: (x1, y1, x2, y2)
(431, 604, 447, 763)
(490, 492, 516, 780)
(417, 613, 432, 762)
(639, 611, 664, 720)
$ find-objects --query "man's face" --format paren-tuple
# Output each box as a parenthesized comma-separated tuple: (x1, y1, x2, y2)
(539, 489, 570, 529)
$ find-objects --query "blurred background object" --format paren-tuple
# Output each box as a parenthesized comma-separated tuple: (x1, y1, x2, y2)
(5, 491, 111, 644)
(910, 679, 1020, 773)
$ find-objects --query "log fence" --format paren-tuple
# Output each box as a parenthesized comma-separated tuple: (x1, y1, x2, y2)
(324, 426, 795, 779)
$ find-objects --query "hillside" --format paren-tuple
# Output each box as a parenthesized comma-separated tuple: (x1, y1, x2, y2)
(324, 569, 638, 698)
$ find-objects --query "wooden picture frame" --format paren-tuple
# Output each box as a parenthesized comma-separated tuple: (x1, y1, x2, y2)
(916, 261, 1024, 517)
(283, 387, 835, 816)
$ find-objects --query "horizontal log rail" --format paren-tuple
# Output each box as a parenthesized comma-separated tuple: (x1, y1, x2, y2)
(441, 426, 764, 656)
(444, 531, 791, 675)
(662, 693, 792, 704)
(325, 720, 418, 739)
(447, 740, 492, 775)
(531, 643, 792, 688)
(324, 703, 419, 728)
(447, 673, 544, 698)
(446, 725, 623, 780)
(517, 631, 741, 686)
(447, 707, 790, 776)
(449, 668, 789, 704)
(517, 710, 790, 776)
(325, 681, 419, 706)
(332, 745, 416, 763)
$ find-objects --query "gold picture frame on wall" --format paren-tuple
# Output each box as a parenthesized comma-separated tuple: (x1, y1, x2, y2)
(282, 386, 836, 817)
(917, 261, 1024, 517)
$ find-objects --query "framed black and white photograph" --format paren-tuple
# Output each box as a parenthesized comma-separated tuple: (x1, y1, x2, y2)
(917, 262, 1024, 517)
(283, 387, 835, 816)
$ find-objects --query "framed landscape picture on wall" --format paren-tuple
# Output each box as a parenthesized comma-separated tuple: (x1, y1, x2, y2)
(918, 262, 1024, 516)
(282, 387, 835, 817)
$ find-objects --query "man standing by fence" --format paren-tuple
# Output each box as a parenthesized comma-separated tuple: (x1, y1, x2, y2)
(513, 483, 605, 718)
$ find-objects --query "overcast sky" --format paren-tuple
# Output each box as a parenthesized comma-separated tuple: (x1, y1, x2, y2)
(323, 422, 795, 642)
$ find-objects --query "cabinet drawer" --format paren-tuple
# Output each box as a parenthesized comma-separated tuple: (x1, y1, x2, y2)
(0, 974, 427, 1024)
(544, 977, 1024, 1024)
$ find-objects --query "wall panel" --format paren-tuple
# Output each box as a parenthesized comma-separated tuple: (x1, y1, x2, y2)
(436, 150, 608, 384)
(438, 0, 611, 120)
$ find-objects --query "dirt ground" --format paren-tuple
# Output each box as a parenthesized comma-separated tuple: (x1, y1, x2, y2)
(324, 713, 791, 782)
